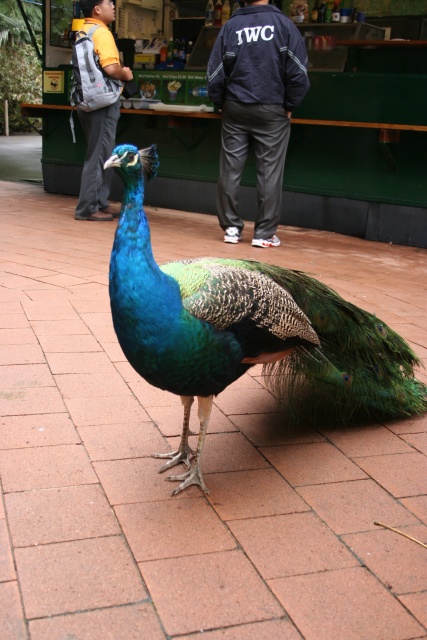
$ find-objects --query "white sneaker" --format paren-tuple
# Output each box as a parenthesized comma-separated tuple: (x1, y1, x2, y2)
(251, 235, 281, 248)
(224, 227, 242, 244)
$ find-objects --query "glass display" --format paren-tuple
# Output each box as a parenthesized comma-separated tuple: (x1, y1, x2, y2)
(50, 0, 77, 48)
(185, 26, 220, 70)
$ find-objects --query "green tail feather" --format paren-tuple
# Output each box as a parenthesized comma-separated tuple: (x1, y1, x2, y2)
(264, 347, 426, 424)
(248, 262, 427, 423)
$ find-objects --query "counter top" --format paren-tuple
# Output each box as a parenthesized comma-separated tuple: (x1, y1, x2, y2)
(336, 39, 427, 46)
(21, 103, 427, 132)
(21, 103, 221, 120)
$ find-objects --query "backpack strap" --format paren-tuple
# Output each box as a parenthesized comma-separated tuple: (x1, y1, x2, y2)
(70, 28, 96, 143)
(70, 108, 76, 144)
(69, 24, 113, 143)
(86, 25, 100, 39)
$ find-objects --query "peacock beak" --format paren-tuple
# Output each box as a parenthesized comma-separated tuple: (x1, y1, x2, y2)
(104, 154, 121, 170)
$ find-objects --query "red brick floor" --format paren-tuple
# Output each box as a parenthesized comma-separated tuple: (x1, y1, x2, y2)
(0, 180, 426, 640)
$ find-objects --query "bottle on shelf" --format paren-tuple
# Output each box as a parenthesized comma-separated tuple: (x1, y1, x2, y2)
(205, 0, 214, 26)
(167, 37, 174, 61)
(173, 38, 180, 60)
(185, 41, 193, 64)
(311, 0, 319, 23)
(160, 39, 168, 63)
(351, 6, 358, 22)
(317, 2, 326, 22)
(222, 0, 231, 24)
(331, 1, 340, 22)
(232, 0, 240, 14)
(214, 0, 223, 26)
(325, 1, 332, 22)
(178, 38, 186, 62)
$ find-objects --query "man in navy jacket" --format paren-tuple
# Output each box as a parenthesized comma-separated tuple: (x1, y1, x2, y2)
(207, 0, 309, 247)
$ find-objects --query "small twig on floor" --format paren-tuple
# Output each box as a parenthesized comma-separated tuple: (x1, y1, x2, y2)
(373, 521, 427, 549)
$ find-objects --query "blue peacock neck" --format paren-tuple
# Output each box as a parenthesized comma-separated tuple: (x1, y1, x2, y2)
(118, 172, 155, 262)
(109, 168, 183, 368)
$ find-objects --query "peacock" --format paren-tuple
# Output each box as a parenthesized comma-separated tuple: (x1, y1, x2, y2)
(105, 143, 427, 496)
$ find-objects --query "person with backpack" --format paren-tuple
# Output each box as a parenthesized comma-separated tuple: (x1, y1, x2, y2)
(74, 0, 133, 221)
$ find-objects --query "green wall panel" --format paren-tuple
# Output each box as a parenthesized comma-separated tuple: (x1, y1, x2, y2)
(347, 47, 427, 74)
(295, 73, 427, 126)
(285, 125, 426, 207)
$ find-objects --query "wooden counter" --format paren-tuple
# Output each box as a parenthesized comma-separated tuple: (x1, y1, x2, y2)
(336, 39, 427, 47)
(21, 103, 427, 133)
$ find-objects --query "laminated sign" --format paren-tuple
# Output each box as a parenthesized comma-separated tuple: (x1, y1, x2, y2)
(43, 71, 64, 93)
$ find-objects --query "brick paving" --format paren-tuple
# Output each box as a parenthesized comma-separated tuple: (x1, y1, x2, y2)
(0, 179, 426, 640)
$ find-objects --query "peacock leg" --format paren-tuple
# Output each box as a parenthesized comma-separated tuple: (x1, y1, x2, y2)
(153, 395, 196, 472)
(168, 395, 213, 495)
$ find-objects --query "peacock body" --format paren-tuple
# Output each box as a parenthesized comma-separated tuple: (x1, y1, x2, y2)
(105, 144, 427, 495)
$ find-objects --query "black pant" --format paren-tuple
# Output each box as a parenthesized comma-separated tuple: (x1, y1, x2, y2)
(75, 100, 120, 218)
(217, 100, 291, 240)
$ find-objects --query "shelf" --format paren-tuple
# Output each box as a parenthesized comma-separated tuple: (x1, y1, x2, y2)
(337, 39, 427, 46)
(21, 104, 427, 132)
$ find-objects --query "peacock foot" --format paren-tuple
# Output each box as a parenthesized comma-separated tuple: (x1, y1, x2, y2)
(167, 465, 210, 496)
(152, 447, 195, 473)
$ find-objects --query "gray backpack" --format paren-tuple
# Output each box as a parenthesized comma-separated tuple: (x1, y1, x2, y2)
(70, 25, 122, 141)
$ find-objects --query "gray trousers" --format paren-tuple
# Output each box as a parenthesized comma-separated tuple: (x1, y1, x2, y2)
(75, 100, 120, 218)
(217, 100, 291, 240)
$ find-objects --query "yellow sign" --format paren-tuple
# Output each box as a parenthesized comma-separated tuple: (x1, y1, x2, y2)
(43, 71, 64, 93)
(134, 53, 157, 64)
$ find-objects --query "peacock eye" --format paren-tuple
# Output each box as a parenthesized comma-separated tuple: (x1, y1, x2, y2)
(127, 153, 135, 162)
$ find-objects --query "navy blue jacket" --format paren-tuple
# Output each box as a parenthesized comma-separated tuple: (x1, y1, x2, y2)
(207, 5, 309, 111)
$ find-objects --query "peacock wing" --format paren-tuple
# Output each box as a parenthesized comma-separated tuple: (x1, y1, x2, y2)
(160, 258, 319, 345)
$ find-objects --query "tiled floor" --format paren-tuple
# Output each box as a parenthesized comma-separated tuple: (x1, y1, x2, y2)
(0, 179, 426, 640)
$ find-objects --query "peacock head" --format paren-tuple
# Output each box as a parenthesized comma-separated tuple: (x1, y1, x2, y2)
(104, 144, 159, 182)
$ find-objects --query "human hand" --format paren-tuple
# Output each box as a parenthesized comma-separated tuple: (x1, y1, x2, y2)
(122, 67, 133, 82)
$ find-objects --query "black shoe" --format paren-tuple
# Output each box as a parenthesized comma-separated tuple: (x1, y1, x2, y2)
(75, 211, 114, 221)
(100, 204, 120, 218)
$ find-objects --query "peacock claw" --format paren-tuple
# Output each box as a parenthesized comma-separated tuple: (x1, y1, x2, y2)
(152, 449, 194, 472)
(167, 467, 210, 495)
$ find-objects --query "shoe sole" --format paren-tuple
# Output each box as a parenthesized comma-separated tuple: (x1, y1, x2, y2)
(251, 240, 280, 248)
(75, 215, 114, 221)
(224, 237, 242, 244)
(100, 209, 120, 218)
